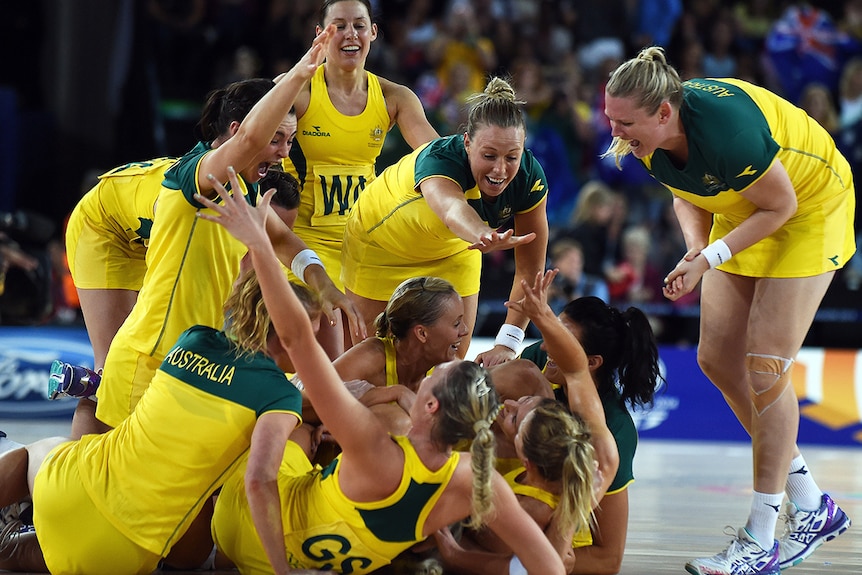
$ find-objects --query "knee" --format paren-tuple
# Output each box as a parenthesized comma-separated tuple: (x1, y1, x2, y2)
(696, 347, 724, 381)
(746, 353, 794, 416)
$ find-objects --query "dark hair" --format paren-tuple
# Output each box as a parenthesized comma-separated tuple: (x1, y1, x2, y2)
(195, 78, 275, 142)
(319, 0, 374, 26)
(561, 296, 662, 407)
(259, 167, 300, 211)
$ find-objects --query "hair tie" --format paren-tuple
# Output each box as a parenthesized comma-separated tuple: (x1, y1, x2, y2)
(473, 418, 490, 434)
(474, 374, 491, 398)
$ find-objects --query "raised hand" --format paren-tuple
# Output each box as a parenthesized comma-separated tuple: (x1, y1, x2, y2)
(505, 269, 558, 320)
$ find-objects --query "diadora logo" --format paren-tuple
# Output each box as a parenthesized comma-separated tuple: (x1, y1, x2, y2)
(736, 165, 758, 178)
(0, 327, 93, 418)
(303, 125, 331, 137)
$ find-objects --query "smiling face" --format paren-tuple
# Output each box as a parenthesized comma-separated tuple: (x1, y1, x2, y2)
(319, 0, 377, 71)
(496, 395, 543, 442)
(241, 113, 297, 183)
(604, 94, 669, 159)
(464, 124, 525, 199)
(420, 294, 469, 363)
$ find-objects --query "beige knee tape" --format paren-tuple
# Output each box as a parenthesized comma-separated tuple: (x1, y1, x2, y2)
(746, 353, 794, 416)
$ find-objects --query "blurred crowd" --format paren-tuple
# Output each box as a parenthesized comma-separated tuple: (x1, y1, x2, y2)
(3, 0, 862, 345)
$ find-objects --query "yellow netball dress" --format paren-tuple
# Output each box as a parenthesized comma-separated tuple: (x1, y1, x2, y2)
(342, 135, 548, 300)
(283, 65, 389, 290)
(34, 325, 302, 575)
(641, 78, 855, 278)
(66, 157, 176, 290)
(96, 142, 258, 427)
(212, 435, 460, 575)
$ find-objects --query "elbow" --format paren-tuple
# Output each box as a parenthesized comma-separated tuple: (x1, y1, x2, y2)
(244, 468, 276, 498)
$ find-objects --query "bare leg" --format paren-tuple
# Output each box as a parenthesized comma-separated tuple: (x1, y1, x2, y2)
(460, 293, 479, 360)
(315, 309, 345, 360)
(345, 288, 387, 343)
(0, 530, 48, 572)
(0, 448, 29, 509)
(69, 399, 112, 440)
(75, 288, 137, 370)
(698, 271, 834, 494)
(72, 288, 136, 437)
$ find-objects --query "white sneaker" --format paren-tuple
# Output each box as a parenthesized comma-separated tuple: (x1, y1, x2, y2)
(779, 493, 851, 569)
(685, 527, 779, 575)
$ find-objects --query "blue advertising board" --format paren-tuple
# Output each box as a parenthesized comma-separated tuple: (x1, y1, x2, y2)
(0, 326, 93, 419)
(3, 330, 862, 447)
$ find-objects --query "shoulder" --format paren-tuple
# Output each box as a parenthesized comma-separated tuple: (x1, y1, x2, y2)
(333, 338, 387, 379)
(378, 76, 419, 102)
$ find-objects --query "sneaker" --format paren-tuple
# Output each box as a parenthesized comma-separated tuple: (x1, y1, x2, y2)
(47, 360, 101, 400)
(685, 527, 779, 575)
(779, 493, 851, 569)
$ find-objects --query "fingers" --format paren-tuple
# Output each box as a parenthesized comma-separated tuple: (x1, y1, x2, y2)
(345, 305, 368, 345)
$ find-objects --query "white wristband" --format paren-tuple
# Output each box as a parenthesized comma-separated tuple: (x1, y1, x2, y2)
(509, 556, 527, 575)
(700, 239, 732, 269)
(290, 249, 324, 283)
(495, 324, 525, 352)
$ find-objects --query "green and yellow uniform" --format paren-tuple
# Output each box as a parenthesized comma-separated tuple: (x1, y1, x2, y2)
(213, 435, 459, 575)
(34, 325, 302, 575)
(97, 142, 258, 427)
(66, 157, 175, 290)
(283, 65, 389, 290)
(641, 78, 855, 277)
(342, 135, 548, 300)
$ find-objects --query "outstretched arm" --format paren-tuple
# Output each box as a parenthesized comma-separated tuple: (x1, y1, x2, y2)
(245, 412, 299, 575)
(196, 169, 397, 482)
(476, 201, 549, 367)
(197, 26, 333, 195)
(506, 270, 618, 497)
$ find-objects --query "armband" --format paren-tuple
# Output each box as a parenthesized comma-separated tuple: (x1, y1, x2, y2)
(700, 239, 732, 269)
(494, 324, 525, 353)
(290, 249, 324, 283)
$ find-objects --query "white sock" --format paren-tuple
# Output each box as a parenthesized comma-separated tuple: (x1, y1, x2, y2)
(746, 491, 784, 550)
(785, 454, 823, 511)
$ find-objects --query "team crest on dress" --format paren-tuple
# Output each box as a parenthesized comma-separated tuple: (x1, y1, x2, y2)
(701, 173, 726, 193)
(370, 126, 384, 142)
(498, 205, 513, 220)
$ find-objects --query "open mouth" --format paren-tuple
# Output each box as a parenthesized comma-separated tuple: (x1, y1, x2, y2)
(257, 163, 270, 179)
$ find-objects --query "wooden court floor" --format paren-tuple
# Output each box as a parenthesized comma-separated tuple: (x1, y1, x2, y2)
(3, 421, 861, 574)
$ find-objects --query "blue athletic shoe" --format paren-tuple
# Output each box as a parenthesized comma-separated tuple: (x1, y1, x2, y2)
(779, 493, 851, 569)
(47, 360, 101, 400)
